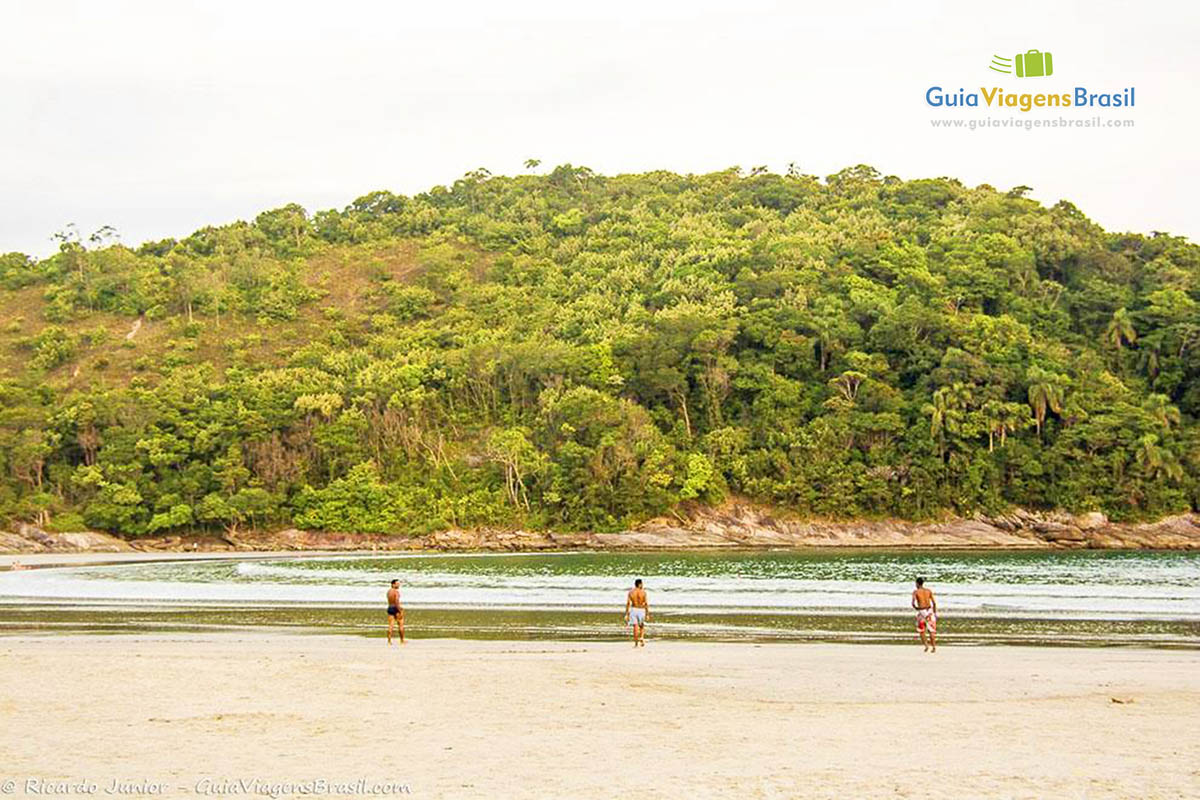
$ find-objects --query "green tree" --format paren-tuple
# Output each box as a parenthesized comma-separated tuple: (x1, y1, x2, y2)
(1027, 367, 1068, 438)
(1104, 307, 1137, 351)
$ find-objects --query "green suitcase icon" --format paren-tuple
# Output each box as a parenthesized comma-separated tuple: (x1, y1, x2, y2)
(1015, 49, 1053, 78)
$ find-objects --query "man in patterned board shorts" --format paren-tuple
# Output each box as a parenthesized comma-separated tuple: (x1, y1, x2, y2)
(912, 577, 937, 653)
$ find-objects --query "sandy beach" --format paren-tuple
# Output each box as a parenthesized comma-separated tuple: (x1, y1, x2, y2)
(1, 636, 1197, 799)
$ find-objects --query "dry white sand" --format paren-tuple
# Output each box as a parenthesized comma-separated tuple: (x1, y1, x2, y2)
(1, 635, 1198, 799)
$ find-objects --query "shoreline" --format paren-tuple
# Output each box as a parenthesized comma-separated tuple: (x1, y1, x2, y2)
(4, 551, 1198, 649)
(4, 607, 1198, 649)
(3, 505, 1199, 558)
(2, 634, 1197, 799)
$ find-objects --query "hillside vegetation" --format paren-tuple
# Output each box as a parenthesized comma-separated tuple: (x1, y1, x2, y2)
(1, 165, 1197, 536)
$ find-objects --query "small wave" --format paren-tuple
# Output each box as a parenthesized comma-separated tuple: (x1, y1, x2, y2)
(3, 550, 1198, 621)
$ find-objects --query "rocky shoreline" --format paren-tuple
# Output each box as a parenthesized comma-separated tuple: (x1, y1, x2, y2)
(2, 504, 1199, 555)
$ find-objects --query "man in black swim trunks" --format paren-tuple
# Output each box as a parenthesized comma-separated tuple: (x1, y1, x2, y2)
(387, 579, 405, 645)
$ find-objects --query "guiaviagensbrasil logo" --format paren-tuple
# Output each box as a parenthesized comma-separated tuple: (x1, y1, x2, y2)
(989, 50, 1053, 78)
(926, 48, 1135, 115)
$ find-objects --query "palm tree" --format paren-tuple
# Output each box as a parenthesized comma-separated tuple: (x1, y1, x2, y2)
(980, 400, 1000, 453)
(1135, 434, 1184, 482)
(999, 402, 1029, 448)
(1027, 367, 1066, 439)
(1104, 307, 1137, 351)
(524, 158, 541, 172)
(1139, 347, 1161, 379)
(923, 384, 973, 458)
(808, 319, 846, 373)
(981, 400, 1026, 452)
(945, 383, 973, 436)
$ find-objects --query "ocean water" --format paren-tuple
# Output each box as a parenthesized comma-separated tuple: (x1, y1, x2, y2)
(2, 550, 1198, 646)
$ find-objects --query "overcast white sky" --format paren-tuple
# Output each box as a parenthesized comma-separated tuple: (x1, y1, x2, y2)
(3, 0, 1197, 256)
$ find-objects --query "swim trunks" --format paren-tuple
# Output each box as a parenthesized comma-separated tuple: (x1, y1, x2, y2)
(916, 607, 936, 632)
(628, 607, 646, 626)
(387, 605, 401, 617)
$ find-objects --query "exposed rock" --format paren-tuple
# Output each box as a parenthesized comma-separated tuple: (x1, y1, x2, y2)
(1035, 526, 1086, 543)
(2, 507, 1198, 555)
(624, 505, 1198, 551)
(0, 525, 133, 554)
(0, 531, 38, 553)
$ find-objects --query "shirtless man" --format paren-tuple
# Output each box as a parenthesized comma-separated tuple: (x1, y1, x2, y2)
(386, 579, 405, 646)
(912, 577, 937, 652)
(624, 579, 649, 647)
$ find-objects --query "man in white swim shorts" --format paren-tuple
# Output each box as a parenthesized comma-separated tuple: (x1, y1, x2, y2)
(625, 578, 650, 647)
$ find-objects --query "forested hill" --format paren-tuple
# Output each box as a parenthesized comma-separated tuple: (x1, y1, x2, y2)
(1, 165, 1197, 537)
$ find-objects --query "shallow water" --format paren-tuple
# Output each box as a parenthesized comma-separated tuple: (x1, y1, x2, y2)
(2, 549, 1198, 646)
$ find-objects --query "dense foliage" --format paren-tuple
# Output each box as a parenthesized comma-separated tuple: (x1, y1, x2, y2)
(1, 165, 1197, 535)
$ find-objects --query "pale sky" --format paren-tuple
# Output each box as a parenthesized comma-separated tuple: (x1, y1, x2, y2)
(3, 0, 1197, 256)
